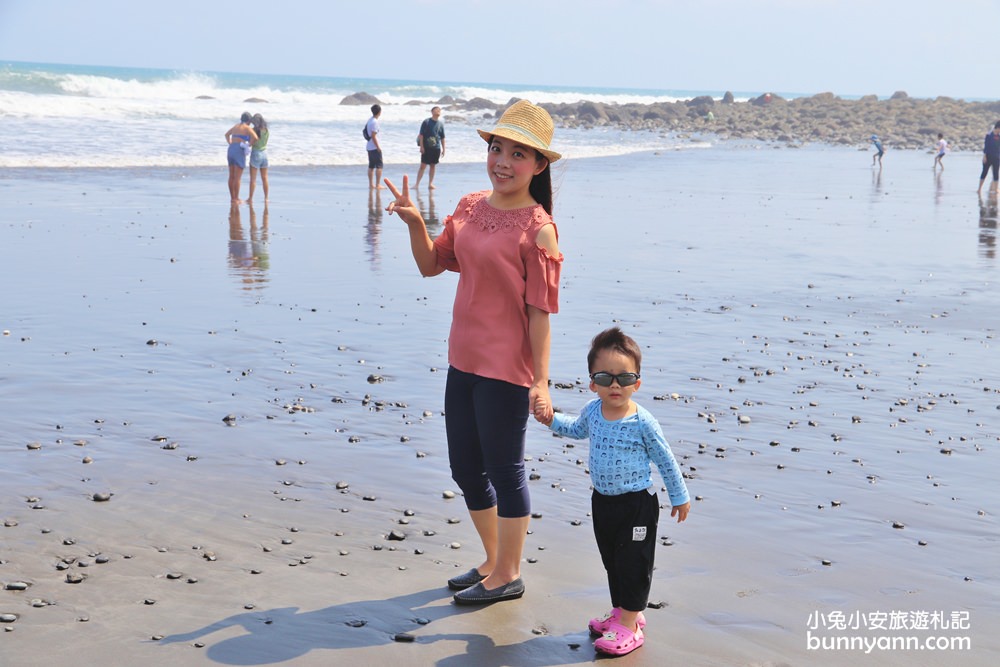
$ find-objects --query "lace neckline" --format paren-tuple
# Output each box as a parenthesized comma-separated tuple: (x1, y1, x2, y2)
(469, 193, 543, 234)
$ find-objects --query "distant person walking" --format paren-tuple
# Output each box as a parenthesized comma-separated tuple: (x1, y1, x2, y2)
(870, 134, 884, 167)
(249, 114, 270, 203)
(979, 122, 1000, 195)
(366, 104, 384, 190)
(225, 112, 258, 203)
(415, 106, 446, 189)
(934, 133, 948, 170)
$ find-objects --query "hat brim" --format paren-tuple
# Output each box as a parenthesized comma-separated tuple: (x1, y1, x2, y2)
(477, 128, 561, 163)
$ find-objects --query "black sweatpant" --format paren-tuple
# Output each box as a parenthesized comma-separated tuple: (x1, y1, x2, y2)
(591, 488, 659, 612)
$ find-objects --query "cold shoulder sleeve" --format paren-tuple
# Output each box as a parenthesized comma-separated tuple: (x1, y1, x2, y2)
(525, 221, 562, 313)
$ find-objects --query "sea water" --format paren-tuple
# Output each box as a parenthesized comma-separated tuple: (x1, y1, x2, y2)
(0, 60, 762, 169)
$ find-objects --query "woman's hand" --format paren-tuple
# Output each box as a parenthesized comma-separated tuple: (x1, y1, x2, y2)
(530, 383, 553, 425)
(384, 175, 423, 227)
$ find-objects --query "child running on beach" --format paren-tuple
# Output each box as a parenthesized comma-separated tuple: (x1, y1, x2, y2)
(934, 133, 948, 170)
(384, 101, 562, 605)
(870, 134, 885, 166)
(533, 327, 690, 657)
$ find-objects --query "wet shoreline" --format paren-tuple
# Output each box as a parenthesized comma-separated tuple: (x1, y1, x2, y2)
(1, 147, 997, 666)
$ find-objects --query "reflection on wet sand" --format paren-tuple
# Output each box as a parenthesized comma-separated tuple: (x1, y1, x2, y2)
(979, 193, 997, 259)
(366, 188, 382, 269)
(870, 165, 883, 202)
(228, 202, 270, 289)
(415, 188, 440, 231)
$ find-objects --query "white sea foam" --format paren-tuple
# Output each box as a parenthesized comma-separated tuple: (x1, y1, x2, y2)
(0, 62, 723, 168)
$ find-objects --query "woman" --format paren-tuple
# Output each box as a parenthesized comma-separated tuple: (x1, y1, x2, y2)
(249, 114, 269, 203)
(385, 101, 562, 604)
(225, 112, 258, 203)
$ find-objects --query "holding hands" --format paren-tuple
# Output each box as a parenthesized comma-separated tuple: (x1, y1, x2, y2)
(531, 389, 553, 426)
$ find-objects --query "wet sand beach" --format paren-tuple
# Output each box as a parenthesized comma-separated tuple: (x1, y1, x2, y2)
(1, 146, 998, 666)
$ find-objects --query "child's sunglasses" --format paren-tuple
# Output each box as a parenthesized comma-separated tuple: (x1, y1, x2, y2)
(590, 372, 640, 387)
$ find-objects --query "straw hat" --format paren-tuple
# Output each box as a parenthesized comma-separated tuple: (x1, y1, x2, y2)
(477, 100, 561, 163)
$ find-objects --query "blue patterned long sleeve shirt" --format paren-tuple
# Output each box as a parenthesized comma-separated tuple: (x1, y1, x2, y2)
(550, 399, 690, 506)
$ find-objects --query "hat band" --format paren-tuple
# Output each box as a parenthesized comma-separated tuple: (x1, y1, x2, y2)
(492, 122, 551, 151)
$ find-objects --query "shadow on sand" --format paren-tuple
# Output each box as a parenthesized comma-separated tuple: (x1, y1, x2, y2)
(159, 586, 597, 665)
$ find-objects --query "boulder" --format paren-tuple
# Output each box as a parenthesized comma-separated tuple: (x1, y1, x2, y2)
(686, 95, 715, 107)
(243, 97, 269, 103)
(722, 91, 735, 104)
(890, 91, 909, 100)
(341, 92, 381, 105)
(810, 92, 838, 102)
(464, 97, 499, 111)
(577, 101, 610, 122)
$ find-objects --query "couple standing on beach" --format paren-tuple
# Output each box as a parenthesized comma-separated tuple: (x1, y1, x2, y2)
(225, 112, 270, 204)
(385, 100, 691, 658)
(366, 104, 447, 190)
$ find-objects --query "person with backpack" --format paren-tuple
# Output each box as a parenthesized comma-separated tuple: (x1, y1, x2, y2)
(365, 104, 383, 190)
(415, 106, 446, 189)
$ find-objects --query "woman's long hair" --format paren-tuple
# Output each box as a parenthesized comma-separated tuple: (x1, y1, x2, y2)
(529, 161, 553, 216)
(252, 114, 268, 134)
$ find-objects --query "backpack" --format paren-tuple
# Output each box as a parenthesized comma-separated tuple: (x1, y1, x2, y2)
(362, 124, 371, 141)
(419, 119, 439, 148)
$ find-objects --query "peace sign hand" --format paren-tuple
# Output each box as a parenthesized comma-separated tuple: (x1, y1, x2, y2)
(384, 175, 423, 227)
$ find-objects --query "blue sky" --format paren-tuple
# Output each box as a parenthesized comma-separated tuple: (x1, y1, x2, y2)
(0, 0, 995, 99)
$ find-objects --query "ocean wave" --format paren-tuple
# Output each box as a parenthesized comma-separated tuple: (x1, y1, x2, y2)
(0, 60, 718, 168)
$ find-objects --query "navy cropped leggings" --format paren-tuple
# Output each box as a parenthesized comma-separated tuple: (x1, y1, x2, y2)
(444, 366, 530, 518)
(982, 157, 999, 182)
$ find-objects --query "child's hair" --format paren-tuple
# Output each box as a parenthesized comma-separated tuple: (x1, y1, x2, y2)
(240, 111, 252, 123)
(587, 327, 642, 375)
(371, 104, 382, 116)
(252, 114, 268, 132)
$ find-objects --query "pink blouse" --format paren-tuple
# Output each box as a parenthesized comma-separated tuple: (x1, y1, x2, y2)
(433, 191, 562, 388)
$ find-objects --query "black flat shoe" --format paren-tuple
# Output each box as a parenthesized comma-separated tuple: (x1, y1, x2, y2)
(447, 567, 487, 591)
(453, 578, 524, 605)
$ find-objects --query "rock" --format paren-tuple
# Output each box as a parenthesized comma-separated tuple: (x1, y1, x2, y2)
(577, 101, 610, 122)
(890, 91, 909, 100)
(686, 95, 715, 107)
(243, 97, 268, 103)
(464, 97, 500, 111)
(722, 91, 735, 104)
(340, 92, 381, 105)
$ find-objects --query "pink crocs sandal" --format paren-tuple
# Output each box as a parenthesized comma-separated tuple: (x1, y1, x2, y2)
(588, 607, 647, 636)
(594, 621, 644, 656)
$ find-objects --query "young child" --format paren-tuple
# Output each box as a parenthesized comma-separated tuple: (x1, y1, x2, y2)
(534, 327, 690, 656)
(870, 134, 885, 166)
(934, 133, 948, 169)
